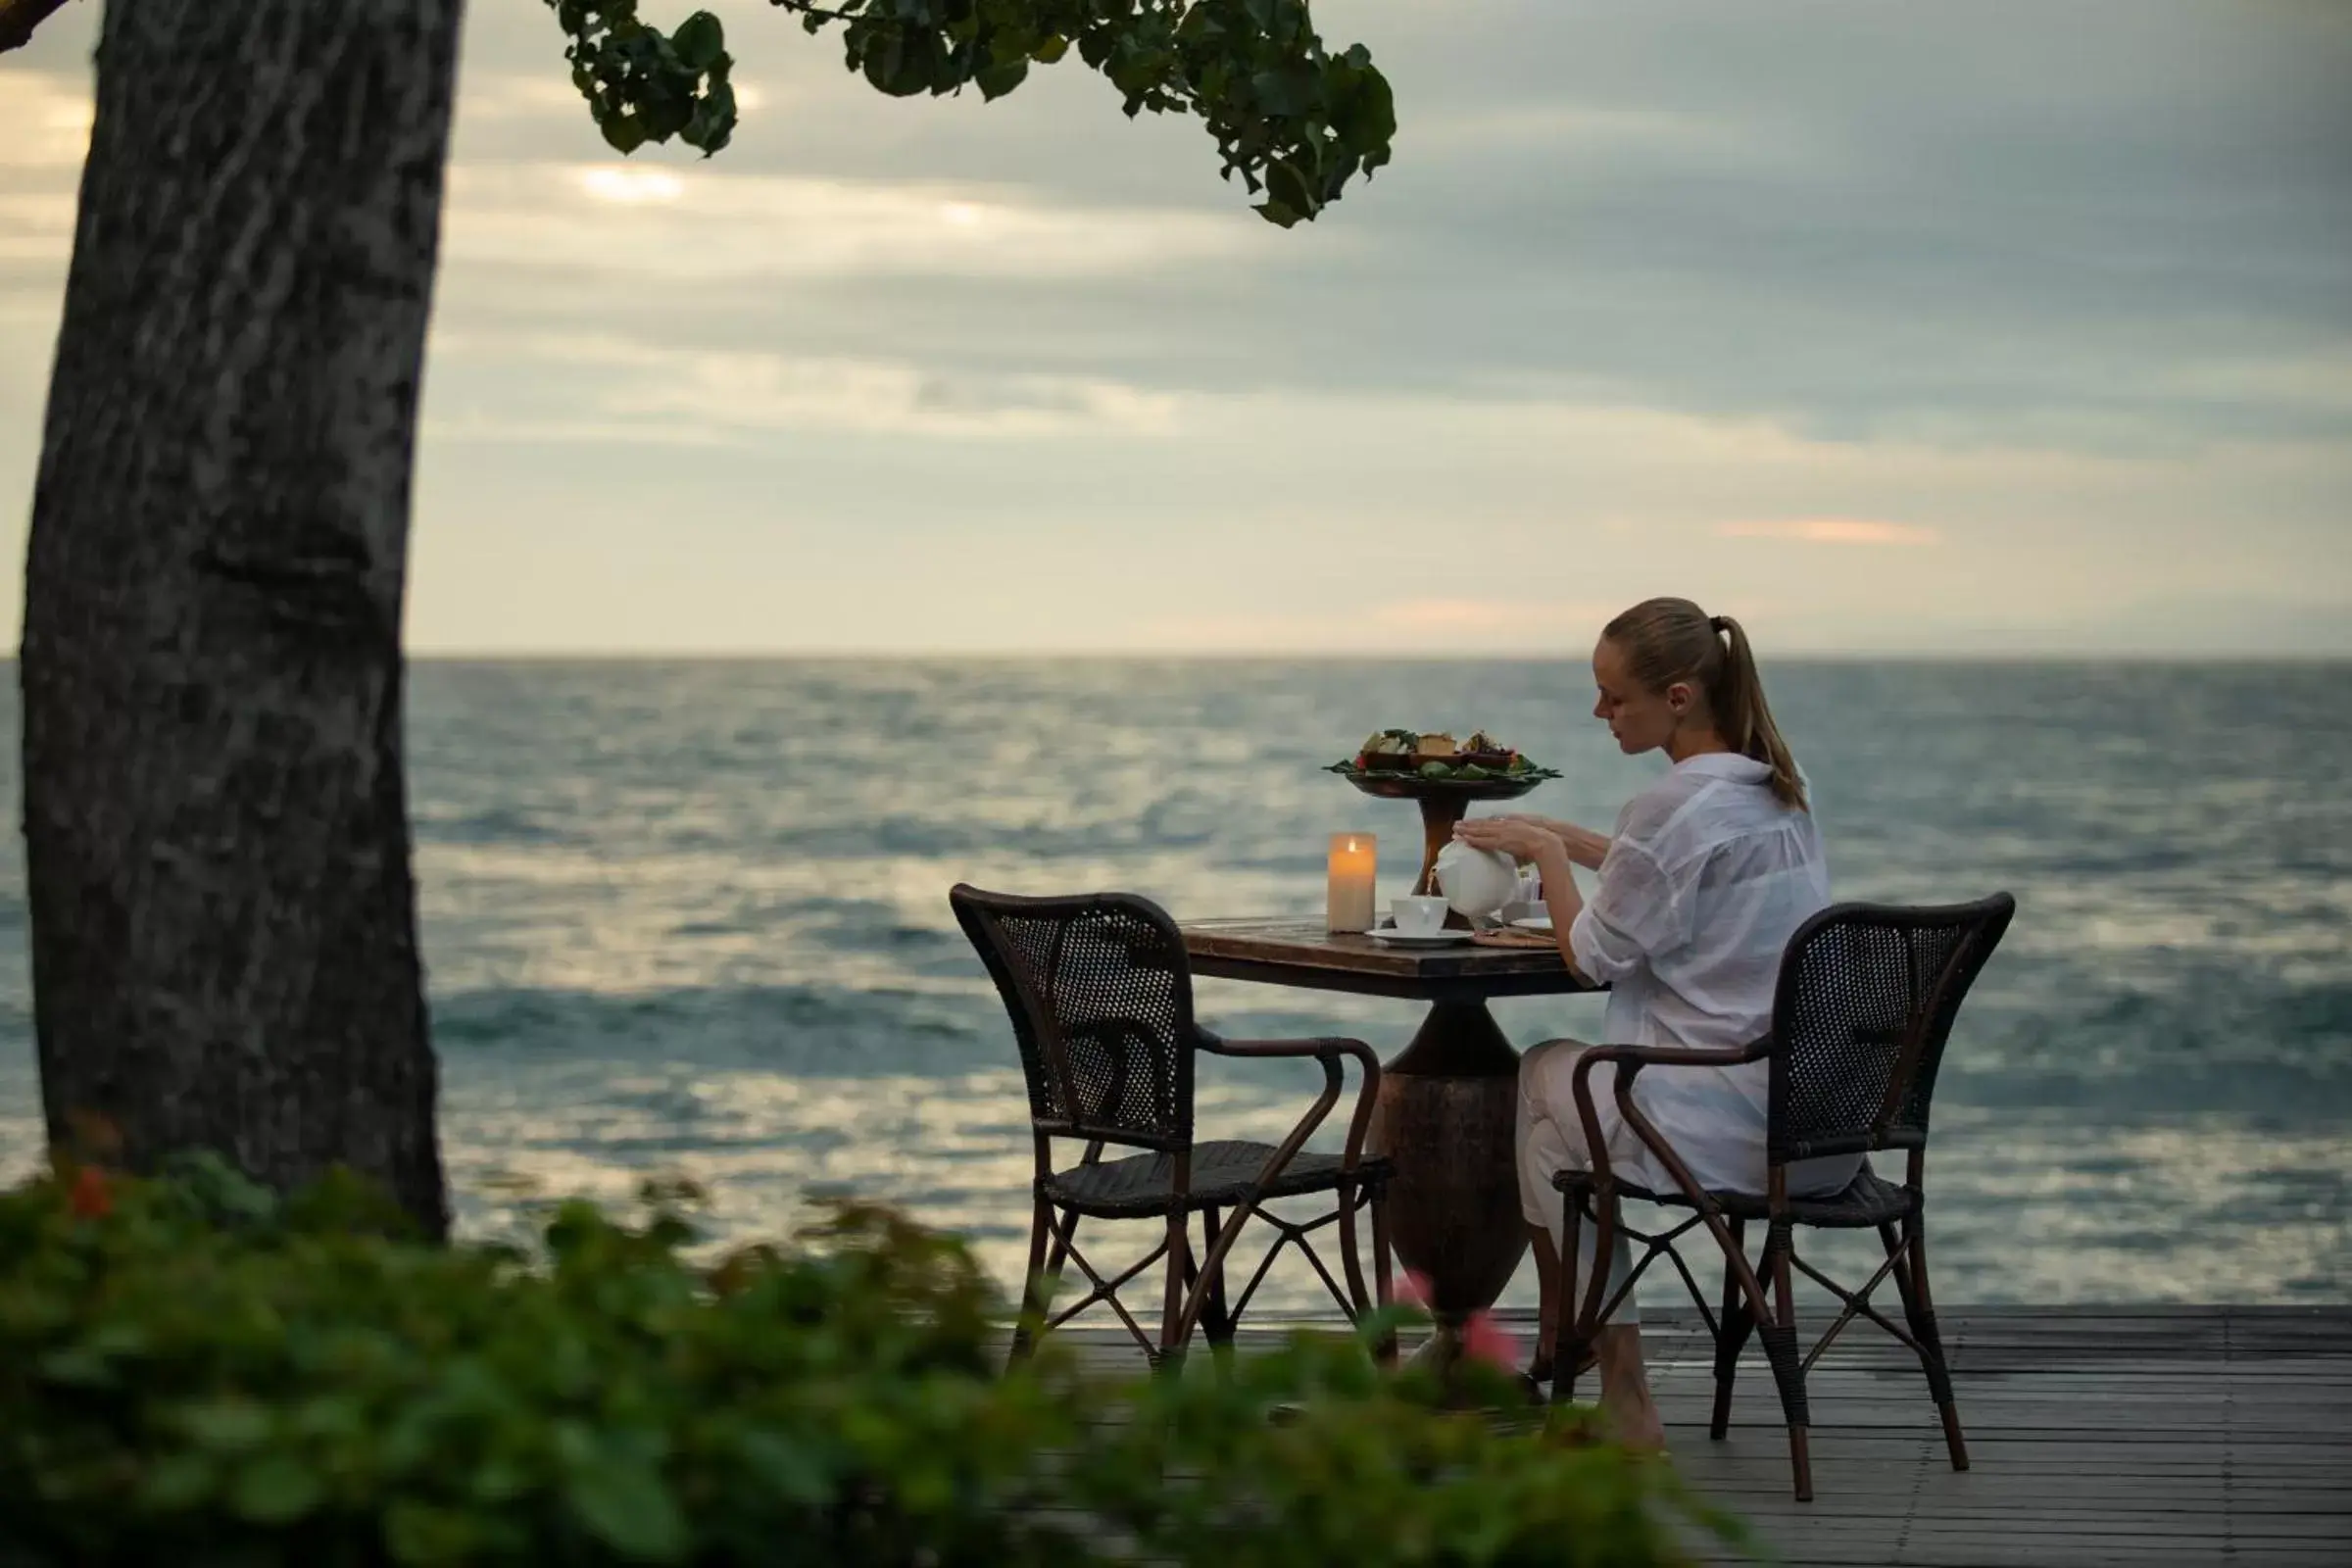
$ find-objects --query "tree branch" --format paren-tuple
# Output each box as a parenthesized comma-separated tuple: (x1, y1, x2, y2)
(545, 0, 1396, 225)
(0, 0, 77, 56)
(767, 0, 859, 21)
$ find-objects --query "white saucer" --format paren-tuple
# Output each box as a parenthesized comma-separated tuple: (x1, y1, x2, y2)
(1509, 915, 1555, 933)
(1367, 926, 1471, 948)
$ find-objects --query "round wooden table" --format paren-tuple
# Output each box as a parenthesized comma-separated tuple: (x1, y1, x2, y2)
(1181, 917, 1599, 1374)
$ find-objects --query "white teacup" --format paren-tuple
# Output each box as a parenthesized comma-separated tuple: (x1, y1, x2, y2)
(1390, 894, 1450, 937)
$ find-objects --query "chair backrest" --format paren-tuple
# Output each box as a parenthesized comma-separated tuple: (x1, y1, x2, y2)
(1767, 893, 2016, 1167)
(949, 885, 1198, 1153)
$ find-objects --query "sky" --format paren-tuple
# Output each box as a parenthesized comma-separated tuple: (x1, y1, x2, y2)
(2, 0, 2348, 656)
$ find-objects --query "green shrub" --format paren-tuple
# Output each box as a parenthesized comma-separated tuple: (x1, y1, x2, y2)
(0, 1158, 1725, 1566)
(1080, 1336, 1708, 1568)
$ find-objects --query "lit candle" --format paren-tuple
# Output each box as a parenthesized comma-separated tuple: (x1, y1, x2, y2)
(1327, 831, 1377, 934)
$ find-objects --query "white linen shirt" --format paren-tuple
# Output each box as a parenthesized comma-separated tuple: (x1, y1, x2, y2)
(1566, 752, 1857, 1196)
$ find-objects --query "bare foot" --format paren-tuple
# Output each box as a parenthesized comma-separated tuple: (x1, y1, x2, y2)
(1591, 1324, 1668, 1453)
(1601, 1395, 1669, 1454)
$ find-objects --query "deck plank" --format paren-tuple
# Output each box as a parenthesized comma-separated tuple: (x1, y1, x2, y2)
(1047, 1304, 2352, 1567)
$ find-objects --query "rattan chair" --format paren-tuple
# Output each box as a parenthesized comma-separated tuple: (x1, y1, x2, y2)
(1545, 894, 2016, 1500)
(951, 885, 1394, 1367)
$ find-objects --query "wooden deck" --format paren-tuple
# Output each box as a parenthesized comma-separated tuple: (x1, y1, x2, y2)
(1058, 1305, 2352, 1567)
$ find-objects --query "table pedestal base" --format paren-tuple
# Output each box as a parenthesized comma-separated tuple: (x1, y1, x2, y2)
(1369, 999, 1529, 1378)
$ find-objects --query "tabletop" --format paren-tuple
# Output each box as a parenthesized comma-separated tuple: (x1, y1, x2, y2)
(1180, 917, 1601, 1004)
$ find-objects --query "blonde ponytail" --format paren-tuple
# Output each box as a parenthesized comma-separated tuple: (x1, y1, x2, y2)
(1600, 597, 1809, 811)
(1708, 613, 1807, 810)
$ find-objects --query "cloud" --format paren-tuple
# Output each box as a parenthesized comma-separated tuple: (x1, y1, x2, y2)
(1716, 518, 1941, 547)
(0, 74, 92, 172)
(439, 162, 1254, 284)
(427, 332, 1179, 441)
(1414, 102, 1813, 172)
(1132, 598, 1623, 654)
(1375, 598, 1618, 634)
(453, 70, 775, 136)
(0, 195, 73, 263)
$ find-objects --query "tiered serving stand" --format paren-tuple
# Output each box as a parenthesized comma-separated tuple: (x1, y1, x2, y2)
(1337, 766, 1548, 923)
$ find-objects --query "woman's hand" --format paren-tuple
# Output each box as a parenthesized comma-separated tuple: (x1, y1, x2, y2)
(1480, 813, 1610, 870)
(1459, 823, 1591, 977)
(1453, 815, 1561, 864)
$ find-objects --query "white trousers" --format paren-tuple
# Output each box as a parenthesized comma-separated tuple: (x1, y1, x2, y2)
(1516, 1038, 1659, 1326)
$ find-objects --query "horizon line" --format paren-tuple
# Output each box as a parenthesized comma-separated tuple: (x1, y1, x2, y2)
(0, 648, 2345, 663)
(381, 648, 2352, 662)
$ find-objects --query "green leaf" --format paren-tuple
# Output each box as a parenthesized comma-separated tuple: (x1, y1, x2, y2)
(601, 112, 649, 155)
(289, 1395, 367, 1441)
(137, 1454, 218, 1511)
(736, 1430, 830, 1505)
(568, 1460, 688, 1562)
(902, 30, 952, 95)
(470, 1460, 532, 1504)
(863, 33, 903, 93)
(642, 93, 693, 141)
(1250, 65, 1318, 120)
(36, 1347, 116, 1388)
(83, 1324, 148, 1363)
(687, 78, 737, 157)
(231, 1454, 323, 1525)
(181, 1399, 270, 1455)
(671, 11, 724, 72)
(975, 56, 1028, 101)
(1264, 159, 1317, 221)
(1331, 67, 1396, 151)
(387, 1501, 482, 1566)
(1030, 33, 1069, 64)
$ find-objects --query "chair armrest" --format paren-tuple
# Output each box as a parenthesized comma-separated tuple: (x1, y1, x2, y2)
(1199, 1031, 1381, 1072)
(1196, 1031, 1384, 1190)
(1570, 1040, 1772, 1079)
(1565, 1038, 1772, 1203)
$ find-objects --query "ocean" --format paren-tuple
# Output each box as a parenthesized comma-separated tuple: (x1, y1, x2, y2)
(2, 659, 2346, 1308)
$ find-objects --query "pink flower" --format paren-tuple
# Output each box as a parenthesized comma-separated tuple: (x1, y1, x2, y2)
(1461, 1310, 1522, 1372)
(1396, 1268, 1522, 1371)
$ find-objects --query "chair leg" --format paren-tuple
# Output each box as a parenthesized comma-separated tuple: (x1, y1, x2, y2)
(1335, 1182, 1370, 1322)
(1528, 1224, 1562, 1383)
(1197, 1205, 1235, 1350)
(1709, 1217, 1751, 1440)
(1369, 1185, 1396, 1366)
(1884, 1214, 1968, 1472)
(1549, 1192, 1589, 1407)
(1007, 1195, 1058, 1366)
(1157, 1205, 1191, 1371)
(1759, 1222, 1813, 1501)
(1042, 1203, 1079, 1281)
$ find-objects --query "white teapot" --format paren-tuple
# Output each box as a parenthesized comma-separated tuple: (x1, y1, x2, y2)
(1434, 840, 1520, 921)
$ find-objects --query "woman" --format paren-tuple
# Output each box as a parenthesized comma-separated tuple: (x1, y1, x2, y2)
(1453, 597, 1855, 1451)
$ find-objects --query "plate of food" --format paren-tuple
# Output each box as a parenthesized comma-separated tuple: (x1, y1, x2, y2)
(1326, 729, 1562, 791)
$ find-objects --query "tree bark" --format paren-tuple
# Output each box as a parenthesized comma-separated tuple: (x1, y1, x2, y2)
(20, 0, 464, 1233)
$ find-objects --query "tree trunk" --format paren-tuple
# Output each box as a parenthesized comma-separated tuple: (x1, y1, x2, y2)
(20, 0, 465, 1234)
